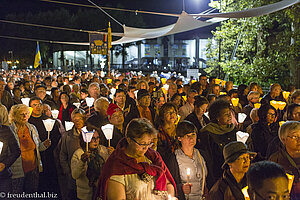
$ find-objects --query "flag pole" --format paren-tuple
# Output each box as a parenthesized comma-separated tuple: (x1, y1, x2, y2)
(108, 22, 112, 77)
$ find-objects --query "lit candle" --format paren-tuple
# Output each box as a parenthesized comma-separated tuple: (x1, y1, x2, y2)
(187, 168, 190, 184)
(168, 194, 172, 200)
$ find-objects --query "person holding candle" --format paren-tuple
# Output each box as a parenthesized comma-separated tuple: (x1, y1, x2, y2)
(261, 83, 285, 105)
(8, 104, 51, 194)
(71, 129, 110, 200)
(164, 120, 208, 200)
(60, 108, 86, 200)
(95, 118, 177, 200)
(209, 141, 256, 200)
(286, 103, 300, 121)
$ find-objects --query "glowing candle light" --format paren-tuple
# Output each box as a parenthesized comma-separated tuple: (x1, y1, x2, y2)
(187, 168, 190, 184)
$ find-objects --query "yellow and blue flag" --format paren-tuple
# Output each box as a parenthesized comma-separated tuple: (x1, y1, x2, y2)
(34, 42, 42, 68)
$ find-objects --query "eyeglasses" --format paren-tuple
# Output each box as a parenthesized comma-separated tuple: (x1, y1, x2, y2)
(287, 135, 300, 141)
(254, 190, 290, 200)
(130, 137, 154, 148)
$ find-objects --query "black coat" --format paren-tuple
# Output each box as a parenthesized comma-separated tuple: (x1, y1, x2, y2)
(200, 124, 237, 189)
(209, 169, 246, 200)
(0, 125, 21, 178)
(124, 106, 155, 128)
(251, 121, 279, 158)
(269, 147, 300, 200)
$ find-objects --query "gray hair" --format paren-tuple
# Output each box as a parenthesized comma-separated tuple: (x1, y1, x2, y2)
(94, 97, 109, 112)
(278, 121, 300, 143)
(247, 91, 260, 101)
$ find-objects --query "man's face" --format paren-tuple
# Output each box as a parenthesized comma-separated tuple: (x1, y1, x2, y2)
(138, 95, 151, 108)
(89, 86, 100, 98)
(115, 92, 126, 105)
(35, 87, 46, 100)
(200, 76, 207, 86)
(249, 177, 289, 200)
(250, 95, 260, 104)
(0, 81, 5, 93)
(212, 86, 220, 96)
(30, 100, 43, 116)
(25, 82, 32, 91)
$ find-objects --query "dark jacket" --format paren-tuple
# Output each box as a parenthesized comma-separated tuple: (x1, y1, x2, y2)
(86, 111, 109, 131)
(99, 126, 123, 149)
(0, 125, 21, 178)
(242, 105, 253, 131)
(1, 90, 13, 111)
(251, 121, 279, 158)
(124, 105, 155, 128)
(185, 112, 210, 150)
(269, 147, 300, 199)
(200, 123, 237, 189)
(209, 169, 246, 200)
(261, 92, 285, 105)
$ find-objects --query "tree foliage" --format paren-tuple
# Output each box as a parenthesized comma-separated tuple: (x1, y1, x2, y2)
(206, 0, 300, 88)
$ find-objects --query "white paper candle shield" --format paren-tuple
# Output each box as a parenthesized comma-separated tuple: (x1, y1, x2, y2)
(204, 112, 209, 119)
(238, 113, 247, 123)
(43, 119, 56, 132)
(85, 97, 95, 107)
(46, 91, 51, 96)
(134, 90, 138, 99)
(101, 124, 114, 140)
(65, 121, 74, 131)
(21, 98, 30, 106)
(73, 102, 80, 108)
(51, 110, 59, 119)
(163, 84, 169, 92)
(0, 141, 3, 155)
(236, 131, 249, 144)
(81, 126, 95, 143)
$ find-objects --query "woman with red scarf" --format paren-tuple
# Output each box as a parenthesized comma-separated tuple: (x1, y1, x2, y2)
(95, 118, 177, 200)
(58, 92, 75, 128)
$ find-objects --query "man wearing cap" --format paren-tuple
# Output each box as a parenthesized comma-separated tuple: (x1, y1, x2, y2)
(124, 89, 155, 128)
(209, 141, 256, 200)
(34, 84, 55, 108)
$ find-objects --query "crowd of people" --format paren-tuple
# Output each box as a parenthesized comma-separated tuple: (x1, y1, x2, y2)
(0, 69, 299, 200)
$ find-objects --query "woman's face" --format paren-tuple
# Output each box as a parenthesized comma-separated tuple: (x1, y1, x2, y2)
(140, 83, 147, 90)
(228, 153, 251, 175)
(109, 111, 124, 127)
(178, 132, 197, 149)
(196, 104, 208, 117)
(72, 114, 85, 129)
(266, 109, 276, 124)
(16, 108, 30, 124)
(128, 133, 154, 157)
(251, 85, 258, 92)
(217, 108, 232, 125)
(60, 94, 69, 104)
(8, 82, 14, 90)
(271, 86, 281, 97)
(115, 92, 126, 106)
(89, 131, 100, 149)
(164, 107, 177, 124)
(158, 97, 166, 109)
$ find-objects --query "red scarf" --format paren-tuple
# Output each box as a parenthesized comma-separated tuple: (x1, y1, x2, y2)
(58, 104, 74, 121)
(95, 138, 176, 200)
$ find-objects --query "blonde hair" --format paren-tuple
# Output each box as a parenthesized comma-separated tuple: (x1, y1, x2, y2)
(9, 104, 29, 123)
(136, 80, 149, 91)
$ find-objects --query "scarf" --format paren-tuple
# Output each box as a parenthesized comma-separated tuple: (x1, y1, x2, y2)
(86, 149, 106, 187)
(201, 122, 235, 135)
(58, 104, 74, 121)
(95, 138, 176, 200)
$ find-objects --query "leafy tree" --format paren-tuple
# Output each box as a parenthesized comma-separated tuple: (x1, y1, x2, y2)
(206, 0, 300, 88)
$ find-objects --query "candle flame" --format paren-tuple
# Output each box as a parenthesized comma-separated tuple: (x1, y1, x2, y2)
(187, 168, 190, 176)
